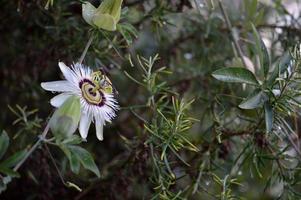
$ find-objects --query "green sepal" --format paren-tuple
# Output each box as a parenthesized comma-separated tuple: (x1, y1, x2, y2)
(93, 13, 116, 31)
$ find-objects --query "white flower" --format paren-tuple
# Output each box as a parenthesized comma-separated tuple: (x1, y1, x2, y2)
(41, 62, 119, 141)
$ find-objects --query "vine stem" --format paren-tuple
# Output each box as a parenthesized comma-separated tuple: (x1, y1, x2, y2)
(218, 0, 248, 68)
(79, 35, 94, 64)
(44, 143, 66, 185)
(13, 122, 50, 171)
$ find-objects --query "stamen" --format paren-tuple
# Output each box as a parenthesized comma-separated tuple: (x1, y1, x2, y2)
(79, 79, 106, 107)
(91, 85, 99, 93)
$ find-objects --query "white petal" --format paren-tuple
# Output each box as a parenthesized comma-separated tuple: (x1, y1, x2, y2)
(95, 117, 104, 141)
(41, 81, 74, 92)
(58, 62, 77, 84)
(72, 63, 92, 79)
(79, 113, 92, 139)
(50, 93, 72, 107)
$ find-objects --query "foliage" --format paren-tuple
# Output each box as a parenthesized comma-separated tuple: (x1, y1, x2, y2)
(1, 0, 301, 199)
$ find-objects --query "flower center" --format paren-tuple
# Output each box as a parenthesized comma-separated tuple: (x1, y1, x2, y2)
(79, 79, 105, 106)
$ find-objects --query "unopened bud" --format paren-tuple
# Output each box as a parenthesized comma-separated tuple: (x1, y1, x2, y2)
(82, 0, 123, 31)
(50, 96, 81, 139)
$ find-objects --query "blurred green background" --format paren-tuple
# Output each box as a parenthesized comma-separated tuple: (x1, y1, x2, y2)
(1, 0, 301, 199)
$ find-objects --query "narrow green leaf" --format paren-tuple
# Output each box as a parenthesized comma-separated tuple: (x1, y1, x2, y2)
(253, 156, 263, 178)
(254, 9, 264, 25)
(239, 89, 268, 109)
(0, 150, 27, 168)
(212, 67, 259, 85)
(0, 131, 9, 160)
(251, 23, 270, 78)
(68, 145, 100, 178)
(264, 103, 273, 133)
(267, 52, 292, 86)
(119, 27, 133, 45)
(246, 0, 258, 20)
(279, 52, 292, 73)
(118, 23, 138, 45)
(0, 167, 20, 178)
(122, 23, 138, 38)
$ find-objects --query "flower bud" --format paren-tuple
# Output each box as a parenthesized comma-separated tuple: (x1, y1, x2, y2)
(82, 0, 123, 31)
(49, 96, 81, 139)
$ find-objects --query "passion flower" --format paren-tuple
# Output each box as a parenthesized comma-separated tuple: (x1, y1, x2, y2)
(41, 62, 119, 141)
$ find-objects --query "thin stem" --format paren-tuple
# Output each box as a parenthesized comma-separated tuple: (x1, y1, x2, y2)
(267, 143, 285, 178)
(44, 144, 66, 185)
(79, 35, 94, 64)
(218, 0, 248, 68)
(13, 123, 50, 171)
(194, 0, 203, 15)
(45, 143, 82, 192)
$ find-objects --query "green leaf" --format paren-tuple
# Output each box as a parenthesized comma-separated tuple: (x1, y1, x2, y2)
(249, 0, 258, 18)
(264, 103, 273, 133)
(68, 151, 80, 174)
(0, 167, 20, 178)
(245, 0, 258, 20)
(61, 135, 83, 145)
(59, 145, 80, 174)
(239, 89, 268, 109)
(279, 52, 292, 72)
(212, 67, 259, 85)
(267, 52, 292, 86)
(0, 150, 27, 168)
(251, 23, 270, 78)
(118, 23, 138, 45)
(0, 131, 9, 160)
(254, 9, 264, 25)
(68, 145, 100, 177)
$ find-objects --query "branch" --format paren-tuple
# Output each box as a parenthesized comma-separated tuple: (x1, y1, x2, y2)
(218, 0, 248, 68)
(13, 122, 50, 171)
(78, 34, 94, 64)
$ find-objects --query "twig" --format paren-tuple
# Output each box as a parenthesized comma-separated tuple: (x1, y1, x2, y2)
(218, 0, 247, 68)
(13, 123, 50, 171)
(79, 35, 94, 64)
(267, 144, 285, 178)
(44, 144, 67, 185)
(194, 0, 202, 15)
